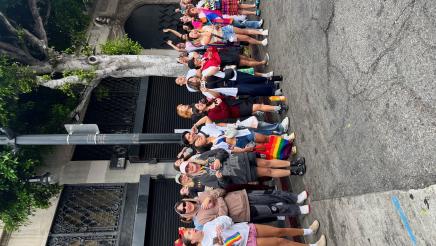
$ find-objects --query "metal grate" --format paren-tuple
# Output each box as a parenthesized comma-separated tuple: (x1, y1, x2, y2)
(72, 77, 141, 161)
(124, 4, 183, 49)
(144, 178, 192, 246)
(47, 184, 127, 246)
(141, 76, 201, 161)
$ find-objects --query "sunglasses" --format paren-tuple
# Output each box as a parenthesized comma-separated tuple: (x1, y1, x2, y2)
(180, 201, 188, 214)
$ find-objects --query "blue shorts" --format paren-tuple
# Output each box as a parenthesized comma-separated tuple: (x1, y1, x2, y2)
(222, 25, 237, 42)
(236, 131, 255, 148)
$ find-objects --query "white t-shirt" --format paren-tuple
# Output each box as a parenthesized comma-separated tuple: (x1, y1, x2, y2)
(200, 124, 250, 138)
(201, 216, 250, 246)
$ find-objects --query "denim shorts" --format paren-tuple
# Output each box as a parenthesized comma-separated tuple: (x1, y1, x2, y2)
(235, 130, 255, 148)
(222, 25, 237, 42)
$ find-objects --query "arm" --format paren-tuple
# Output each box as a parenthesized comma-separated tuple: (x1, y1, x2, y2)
(163, 28, 183, 38)
(213, 215, 234, 230)
(200, 31, 212, 45)
(200, 87, 221, 98)
(193, 115, 213, 128)
(165, 40, 185, 52)
(229, 145, 254, 153)
(202, 66, 221, 78)
(207, 188, 226, 199)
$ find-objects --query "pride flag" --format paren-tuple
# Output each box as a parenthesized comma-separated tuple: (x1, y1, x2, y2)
(255, 135, 292, 160)
(224, 232, 242, 246)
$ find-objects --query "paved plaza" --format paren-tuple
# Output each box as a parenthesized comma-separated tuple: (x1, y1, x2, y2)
(260, 0, 436, 245)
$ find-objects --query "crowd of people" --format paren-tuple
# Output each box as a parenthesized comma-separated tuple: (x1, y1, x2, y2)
(165, 0, 327, 245)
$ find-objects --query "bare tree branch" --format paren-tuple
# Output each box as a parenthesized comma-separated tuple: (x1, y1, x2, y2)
(0, 11, 48, 57)
(69, 78, 101, 119)
(28, 0, 48, 45)
(37, 75, 86, 88)
(0, 41, 40, 64)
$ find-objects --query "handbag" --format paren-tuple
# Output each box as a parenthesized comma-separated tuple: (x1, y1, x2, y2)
(254, 135, 293, 160)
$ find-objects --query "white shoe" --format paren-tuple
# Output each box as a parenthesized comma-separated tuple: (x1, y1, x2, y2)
(259, 19, 264, 28)
(263, 71, 274, 78)
(299, 204, 310, 215)
(297, 190, 308, 204)
(261, 29, 269, 36)
(280, 117, 289, 132)
(309, 220, 320, 234)
(316, 235, 326, 246)
(261, 38, 268, 46)
(274, 89, 282, 96)
(264, 53, 270, 66)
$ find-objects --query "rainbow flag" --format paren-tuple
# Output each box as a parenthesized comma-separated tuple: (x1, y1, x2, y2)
(224, 232, 242, 246)
(255, 135, 292, 160)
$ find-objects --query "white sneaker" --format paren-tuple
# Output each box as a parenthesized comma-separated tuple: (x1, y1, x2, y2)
(274, 89, 283, 96)
(261, 38, 268, 46)
(297, 190, 308, 204)
(316, 235, 326, 246)
(309, 220, 320, 234)
(261, 29, 269, 36)
(280, 117, 289, 132)
(263, 71, 274, 78)
(259, 19, 264, 28)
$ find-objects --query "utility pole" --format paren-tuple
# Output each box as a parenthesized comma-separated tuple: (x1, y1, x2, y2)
(0, 125, 181, 146)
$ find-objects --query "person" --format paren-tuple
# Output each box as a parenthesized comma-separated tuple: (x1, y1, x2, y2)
(179, 215, 327, 246)
(189, 47, 269, 68)
(188, 25, 268, 46)
(174, 188, 310, 225)
(176, 94, 288, 123)
(187, 1, 261, 17)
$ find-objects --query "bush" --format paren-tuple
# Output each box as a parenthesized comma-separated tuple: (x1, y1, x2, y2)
(101, 35, 143, 55)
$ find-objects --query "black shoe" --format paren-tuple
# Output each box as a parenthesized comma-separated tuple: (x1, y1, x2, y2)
(291, 163, 306, 176)
(270, 75, 283, 81)
(291, 157, 305, 166)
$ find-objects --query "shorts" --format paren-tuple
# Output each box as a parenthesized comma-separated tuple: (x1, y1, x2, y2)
(222, 25, 237, 42)
(246, 223, 258, 246)
(235, 130, 255, 148)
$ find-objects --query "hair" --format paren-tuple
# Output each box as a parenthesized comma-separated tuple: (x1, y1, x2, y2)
(185, 5, 198, 17)
(195, 142, 213, 153)
(182, 237, 198, 246)
(181, 131, 191, 146)
(187, 76, 201, 91)
(188, 59, 200, 69)
(173, 161, 181, 171)
(177, 104, 193, 119)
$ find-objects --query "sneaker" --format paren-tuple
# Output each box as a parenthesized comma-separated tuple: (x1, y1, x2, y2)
(309, 220, 320, 234)
(274, 88, 282, 96)
(299, 205, 310, 215)
(258, 19, 264, 28)
(261, 38, 268, 46)
(256, 9, 261, 16)
(297, 190, 308, 204)
(280, 117, 289, 132)
(263, 71, 274, 78)
(255, 0, 261, 8)
(316, 235, 326, 246)
(264, 53, 270, 66)
(261, 29, 269, 36)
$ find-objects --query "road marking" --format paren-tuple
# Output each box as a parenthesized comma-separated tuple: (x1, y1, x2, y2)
(391, 196, 417, 246)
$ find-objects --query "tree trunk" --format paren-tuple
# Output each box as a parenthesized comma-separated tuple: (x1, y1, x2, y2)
(32, 55, 187, 79)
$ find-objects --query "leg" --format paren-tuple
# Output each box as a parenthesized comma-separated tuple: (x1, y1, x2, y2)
(256, 167, 290, 178)
(239, 57, 266, 67)
(256, 158, 290, 168)
(253, 133, 269, 143)
(239, 3, 256, 9)
(236, 34, 262, 45)
(256, 224, 304, 238)
(234, 26, 262, 35)
(252, 104, 279, 112)
(239, 9, 256, 16)
(247, 190, 298, 204)
(257, 238, 308, 246)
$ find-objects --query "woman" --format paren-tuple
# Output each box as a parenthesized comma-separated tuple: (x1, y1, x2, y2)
(179, 216, 326, 246)
(188, 25, 268, 46)
(181, 149, 305, 184)
(189, 47, 270, 68)
(176, 94, 287, 123)
(187, 1, 261, 17)
(174, 188, 310, 225)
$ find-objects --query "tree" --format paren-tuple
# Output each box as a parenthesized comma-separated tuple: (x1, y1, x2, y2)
(0, 0, 186, 116)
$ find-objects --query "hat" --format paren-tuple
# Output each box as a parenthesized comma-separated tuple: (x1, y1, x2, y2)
(175, 173, 182, 185)
(180, 161, 189, 174)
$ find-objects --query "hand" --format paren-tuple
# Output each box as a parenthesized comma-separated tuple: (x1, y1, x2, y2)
(163, 29, 170, 33)
(175, 8, 180, 12)
(215, 171, 223, 179)
(214, 98, 222, 104)
(244, 146, 254, 152)
(212, 159, 221, 170)
(201, 197, 213, 209)
(216, 225, 224, 236)
(191, 125, 198, 133)
(166, 40, 173, 45)
(200, 87, 208, 92)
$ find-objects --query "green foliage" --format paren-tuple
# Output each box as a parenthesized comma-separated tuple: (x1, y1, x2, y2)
(63, 69, 96, 82)
(0, 150, 61, 231)
(101, 35, 143, 55)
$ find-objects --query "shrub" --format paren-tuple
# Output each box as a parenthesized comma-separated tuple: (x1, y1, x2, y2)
(101, 35, 143, 55)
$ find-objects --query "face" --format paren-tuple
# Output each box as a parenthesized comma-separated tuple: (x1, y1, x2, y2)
(177, 201, 195, 214)
(175, 159, 183, 168)
(176, 76, 187, 86)
(180, 186, 189, 196)
(186, 162, 200, 174)
(182, 0, 191, 4)
(189, 30, 200, 39)
(180, 15, 192, 23)
(180, 174, 191, 185)
(188, 7, 198, 15)
(194, 134, 207, 147)
(181, 228, 201, 243)
(184, 131, 197, 144)
(194, 101, 207, 112)
(188, 76, 200, 84)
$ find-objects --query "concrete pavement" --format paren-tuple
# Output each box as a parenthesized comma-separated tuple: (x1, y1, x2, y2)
(258, 0, 436, 245)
